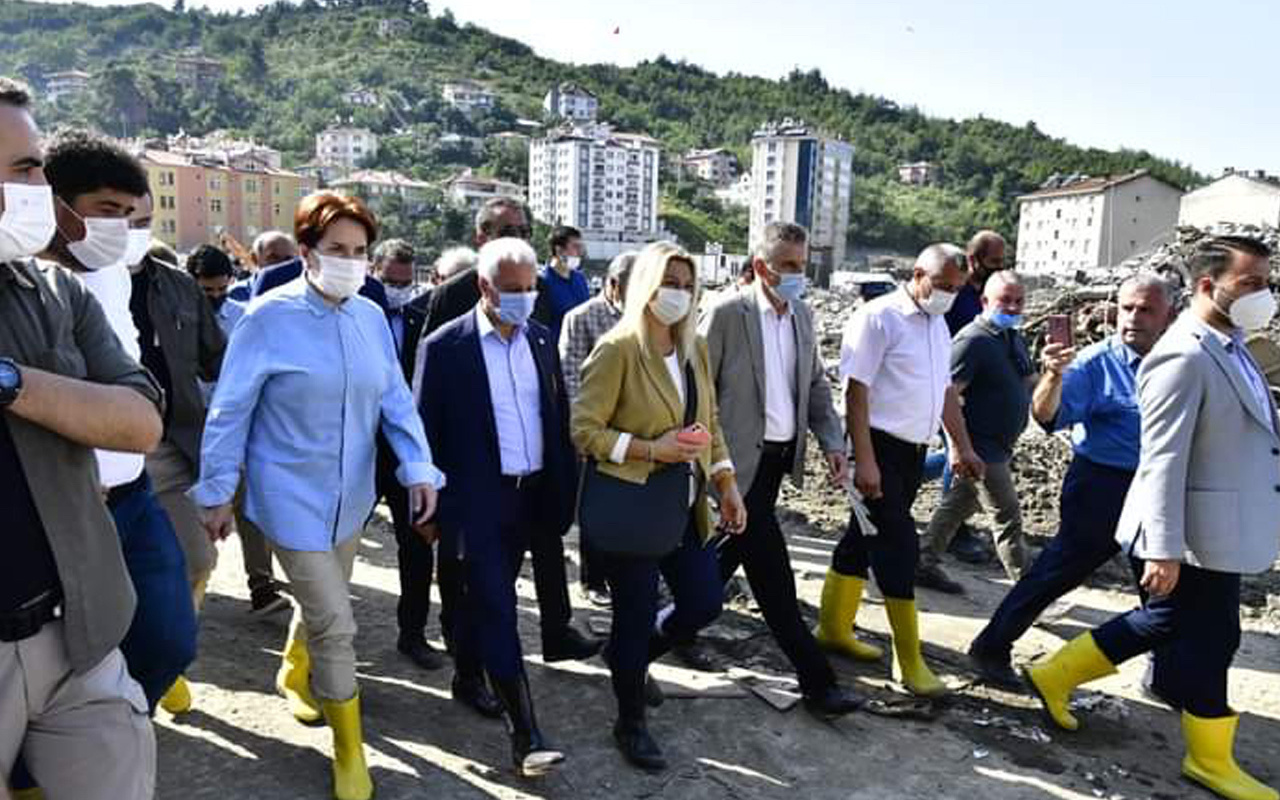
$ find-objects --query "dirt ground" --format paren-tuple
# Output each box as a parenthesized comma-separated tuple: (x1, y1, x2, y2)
(155, 422, 1280, 800)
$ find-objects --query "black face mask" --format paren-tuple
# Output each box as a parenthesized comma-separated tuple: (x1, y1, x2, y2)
(210, 295, 227, 311)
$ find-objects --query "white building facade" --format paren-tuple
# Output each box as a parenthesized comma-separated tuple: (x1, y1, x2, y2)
(543, 83, 598, 121)
(683, 148, 740, 186)
(748, 119, 854, 273)
(1178, 171, 1280, 229)
(315, 127, 379, 170)
(442, 82, 496, 114)
(1016, 170, 1184, 274)
(446, 168, 526, 210)
(528, 123, 661, 241)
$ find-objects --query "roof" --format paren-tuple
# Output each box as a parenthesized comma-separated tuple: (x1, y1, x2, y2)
(685, 148, 735, 161)
(46, 70, 92, 79)
(553, 82, 597, 99)
(1186, 171, 1280, 195)
(447, 169, 523, 192)
(1017, 169, 1183, 201)
(330, 169, 432, 190)
(318, 126, 377, 137)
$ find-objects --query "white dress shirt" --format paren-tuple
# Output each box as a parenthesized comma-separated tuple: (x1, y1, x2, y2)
(74, 262, 146, 488)
(1206, 323, 1276, 433)
(839, 287, 951, 445)
(476, 307, 544, 476)
(757, 283, 798, 442)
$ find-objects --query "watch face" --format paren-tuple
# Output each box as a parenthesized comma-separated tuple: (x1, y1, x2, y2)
(0, 361, 18, 390)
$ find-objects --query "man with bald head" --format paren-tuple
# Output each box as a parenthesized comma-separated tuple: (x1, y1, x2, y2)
(228, 231, 297, 302)
(918, 270, 1034, 594)
(947, 231, 1007, 335)
(815, 243, 984, 698)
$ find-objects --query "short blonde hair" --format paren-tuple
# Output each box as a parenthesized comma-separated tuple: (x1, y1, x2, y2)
(617, 241, 701, 364)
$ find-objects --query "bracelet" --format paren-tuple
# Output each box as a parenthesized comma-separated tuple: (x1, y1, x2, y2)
(647, 442, 655, 462)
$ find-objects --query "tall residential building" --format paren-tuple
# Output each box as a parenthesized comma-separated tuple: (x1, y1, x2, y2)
(528, 122, 661, 239)
(315, 126, 379, 170)
(542, 83, 598, 121)
(138, 148, 317, 254)
(748, 119, 854, 273)
(1178, 170, 1280, 229)
(1016, 169, 1184, 274)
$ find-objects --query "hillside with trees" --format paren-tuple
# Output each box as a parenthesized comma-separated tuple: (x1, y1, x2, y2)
(0, 0, 1204, 257)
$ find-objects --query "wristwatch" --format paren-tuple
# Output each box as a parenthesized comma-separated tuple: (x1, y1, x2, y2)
(0, 358, 23, 408)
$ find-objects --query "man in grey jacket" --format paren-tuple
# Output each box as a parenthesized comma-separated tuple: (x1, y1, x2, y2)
(698, 222, 861, 717)
(1025, 236, 1279, 800)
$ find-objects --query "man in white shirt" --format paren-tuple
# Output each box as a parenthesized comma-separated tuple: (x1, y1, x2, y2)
(815, 243, 985, 698)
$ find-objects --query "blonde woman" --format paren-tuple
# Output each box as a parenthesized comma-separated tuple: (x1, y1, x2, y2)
(572, 241, 747, 772)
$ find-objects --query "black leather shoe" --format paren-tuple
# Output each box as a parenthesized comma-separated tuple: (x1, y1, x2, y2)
(915, 563, 965, 595)
(490, 674, 565, 777)
(947, 525, 993, 565)
(398, 638, 444, 671)
(613, 718, 667, 772)
(671, 640, 718, 672)
(542, 625, 604, 663)
(803, 685, 864, 718)
(967, 643, 1021, 691)
(452, 674, 503, 719)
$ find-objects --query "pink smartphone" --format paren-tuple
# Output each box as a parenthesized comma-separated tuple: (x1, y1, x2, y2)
(677, 424, 711, 446)
(1046, 314, 1074, 348)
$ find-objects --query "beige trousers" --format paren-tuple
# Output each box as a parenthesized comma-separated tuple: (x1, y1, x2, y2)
(146, 440, 218, 590)
(272, 533, 361, 702)
(0, 623, 155, 800)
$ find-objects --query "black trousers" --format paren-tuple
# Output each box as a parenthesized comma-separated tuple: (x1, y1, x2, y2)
(375, 446, 437, 644)
(972, 456, 1134, 660)
(831, 429, 926, 599)
(1093, 559, 1241, 718)
(717, 442, 835, 695)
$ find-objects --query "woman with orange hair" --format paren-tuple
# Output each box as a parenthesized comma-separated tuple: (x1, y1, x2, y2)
(191, 191, 444, 800)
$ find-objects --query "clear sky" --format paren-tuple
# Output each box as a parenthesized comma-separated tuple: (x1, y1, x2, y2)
(32, 0, 1280, 177)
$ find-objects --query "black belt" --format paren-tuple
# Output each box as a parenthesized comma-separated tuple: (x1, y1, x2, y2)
(499, 471, 543, 491)
(0, 590, 63, 643)
(105, 473, 148, 509)
(761, 440, 796, 458)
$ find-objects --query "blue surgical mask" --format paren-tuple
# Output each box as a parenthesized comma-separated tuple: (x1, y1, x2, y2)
(988, 310, 1022, 330)
(774, 273, 807, 305)
(496, 290, 538, 326)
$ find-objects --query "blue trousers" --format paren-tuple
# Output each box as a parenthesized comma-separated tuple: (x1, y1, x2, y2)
(111, 476, 199, 712)
(1093, 560, 1240, 718)
(451, 485, 534, 682)
(972, 456, 1133, 660)
(603, 522, 722, 720)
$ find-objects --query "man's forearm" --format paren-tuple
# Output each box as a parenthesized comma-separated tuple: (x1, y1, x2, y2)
(9, 366, 162, 452)
(1031, 373, 1063, 425)
(941, 386, 975, 454)
(845, 381, 875, 465)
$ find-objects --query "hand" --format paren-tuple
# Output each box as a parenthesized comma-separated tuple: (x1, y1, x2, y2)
(416, 521, 441, 546)
(1041, 342, 1076, 377)
(201, 503, 234, 542)
(408, 483, 438, 527)
(650, 428, 707, 464)
(825, 451, 850, 488)
(853, 457, 882, 500)
(951, 447, 986, 481)
(1140, 559, 1181, 597)
(717, 481, 748, 535)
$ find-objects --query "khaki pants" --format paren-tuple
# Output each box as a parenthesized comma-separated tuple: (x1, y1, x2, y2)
(923, 459, 1030, 580)
(272, 534, 360, 702)
(0, 623, 155, 800)
(146, 440, 217, 590)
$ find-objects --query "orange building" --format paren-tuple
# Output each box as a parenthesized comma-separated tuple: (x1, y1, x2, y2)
(140, 149, 317, 255)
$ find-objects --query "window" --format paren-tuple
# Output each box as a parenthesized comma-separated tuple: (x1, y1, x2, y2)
(1056, 208, 1062, 219)
(209, 177, 222, 190)
(210, 198, 223, 213)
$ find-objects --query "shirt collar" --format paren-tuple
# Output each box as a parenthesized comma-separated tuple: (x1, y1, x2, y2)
(298, 275, 354, 318)
(1, 260, 37, 291)
(890, 286, 925, 317)
(1190, 315, 1243, 351)
(755, 280, 791, 319)
(1107, 335, 1143, 370)
(475, 304, 524, 343)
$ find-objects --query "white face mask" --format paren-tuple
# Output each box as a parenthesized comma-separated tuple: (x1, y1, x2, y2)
(649, 287, 692, 325)
(1220, 287, 1278, 331)
(920, 286, 957, 316)
(312, 253, 366, 299)
(565, 255, 582, 270)
(122, 228, 151, 267)
(0, 183, 56, 262)
(385, 284, 415, 310)
(66, 215, 130, 271)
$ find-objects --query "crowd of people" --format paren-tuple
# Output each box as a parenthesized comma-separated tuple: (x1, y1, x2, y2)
(2, 72, 1278, 800)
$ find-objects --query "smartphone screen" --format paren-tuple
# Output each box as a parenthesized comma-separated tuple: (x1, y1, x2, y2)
(1047, 314, 1074, 348)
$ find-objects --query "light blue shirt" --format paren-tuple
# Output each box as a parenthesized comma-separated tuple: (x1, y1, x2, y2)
(1051, 335, 1142, 471)
(191, 277, 444, 551)
(215, 298, 246, 337)
(475, 307, 544, 476)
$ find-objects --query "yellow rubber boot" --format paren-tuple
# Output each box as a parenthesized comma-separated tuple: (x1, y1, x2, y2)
(11, 788, 45, 800)
(884, 598, 946, 697)
(276, 623, 323, 724)
(159, 675, 193, 714)
(322, 695, 374, 800)
(191, 575, 209, 612)
(1023, 632, 1117, 731)
(813, 570, 884, 661)
(1182, 712, 1278, 800)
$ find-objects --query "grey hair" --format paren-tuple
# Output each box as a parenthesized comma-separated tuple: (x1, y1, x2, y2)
(474, 196, 528, 236)
(916, 243, 966, 276)
(252, 230, 295, 261)
(435, 246, 479, 281)
(982, 269, 1023, 298)
(753, 221, 808, 262)
(477, 237, 537, 283)
(1119, 271, 1178, 308)
(373, 238, 415, 265)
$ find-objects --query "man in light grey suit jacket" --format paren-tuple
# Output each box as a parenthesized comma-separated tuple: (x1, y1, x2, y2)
(690, 221, 861, 718)
(1025, 236, 1280, 800)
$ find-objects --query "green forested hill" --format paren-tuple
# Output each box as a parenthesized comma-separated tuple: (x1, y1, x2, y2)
(0, 0, 1204, 256)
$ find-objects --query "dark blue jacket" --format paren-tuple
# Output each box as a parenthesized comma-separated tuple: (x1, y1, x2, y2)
(418, 309, 576, 557)
(251, 257, 388, 311)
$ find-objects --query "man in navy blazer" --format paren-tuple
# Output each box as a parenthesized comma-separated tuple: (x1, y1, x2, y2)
(417, 238, 578, 777)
